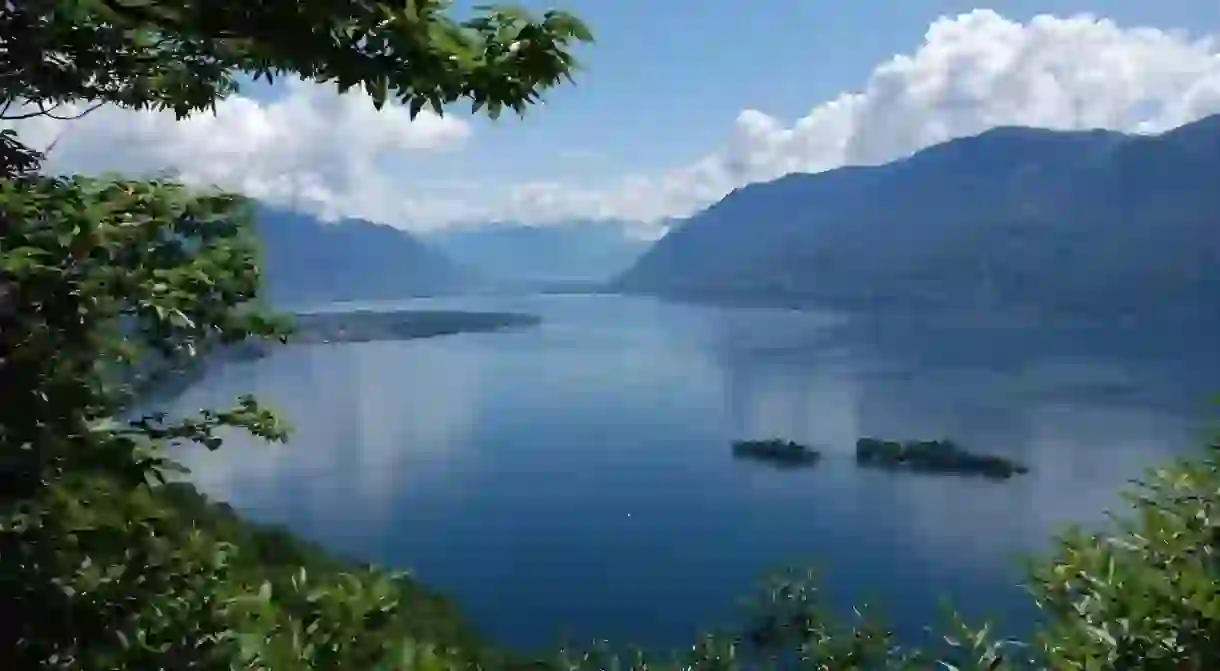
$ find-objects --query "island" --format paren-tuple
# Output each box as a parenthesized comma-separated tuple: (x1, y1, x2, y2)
(732, 439, 822, 468)
(855, 437, 1028, 480)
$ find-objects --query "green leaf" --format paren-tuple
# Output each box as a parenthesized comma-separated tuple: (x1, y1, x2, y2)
(408, 95, 428, 119)
(368, 77, 389, 110)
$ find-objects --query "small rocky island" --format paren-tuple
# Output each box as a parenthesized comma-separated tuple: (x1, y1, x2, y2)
(732, 439, 822, 468)
(855, 437, 1028, 480)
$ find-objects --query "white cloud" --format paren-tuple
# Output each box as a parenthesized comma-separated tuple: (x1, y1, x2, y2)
(4, 78, 471, 225)
(510, 10, 1220, 231)
(5, 10, 1220, 233)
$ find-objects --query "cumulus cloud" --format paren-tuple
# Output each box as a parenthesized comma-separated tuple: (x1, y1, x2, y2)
(5, 10, 1220, 233)
(514, 9, 1220, 230)
(4, 78, 471, 225)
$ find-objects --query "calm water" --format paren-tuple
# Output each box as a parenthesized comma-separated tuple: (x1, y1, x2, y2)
(170, 294, 1217, 653)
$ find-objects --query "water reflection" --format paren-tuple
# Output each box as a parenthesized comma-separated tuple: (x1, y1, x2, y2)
(170, 295, 1215, 652)
(178, 338, 491, 541)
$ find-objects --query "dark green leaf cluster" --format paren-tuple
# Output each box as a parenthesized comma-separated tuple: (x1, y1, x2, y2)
(1, 0, 593, 124)
(0, 177, 287, 437)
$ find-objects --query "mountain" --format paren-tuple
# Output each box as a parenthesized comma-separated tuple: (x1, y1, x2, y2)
(616, 114, 1220, 319)
(423, 220, 649, 285)
(253, 206, 470, 307)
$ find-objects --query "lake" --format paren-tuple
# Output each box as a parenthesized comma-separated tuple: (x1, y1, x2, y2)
(168, 293, 1219, 654)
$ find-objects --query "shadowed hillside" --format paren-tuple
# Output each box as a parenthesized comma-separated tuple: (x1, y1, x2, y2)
(616, 114, 1220, 320)
(255, 205, 471, 306)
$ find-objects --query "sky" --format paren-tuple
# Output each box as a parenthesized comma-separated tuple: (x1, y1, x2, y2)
(7, 1, 1220, 237)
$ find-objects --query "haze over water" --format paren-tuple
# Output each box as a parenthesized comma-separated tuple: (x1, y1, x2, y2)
(171, 294, 1217, 653)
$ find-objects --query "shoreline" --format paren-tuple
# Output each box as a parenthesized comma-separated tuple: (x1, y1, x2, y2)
(141, 309, 542, 405)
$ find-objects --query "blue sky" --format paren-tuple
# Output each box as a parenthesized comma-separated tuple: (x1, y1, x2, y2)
(363, 0, 1219, 186)
(434, 0, 1220, 184)
(12, 1, 1220, 232)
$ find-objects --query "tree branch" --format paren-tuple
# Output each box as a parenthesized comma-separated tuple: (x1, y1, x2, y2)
(0, 99, 105, 121)
(45, 100, 106, 121)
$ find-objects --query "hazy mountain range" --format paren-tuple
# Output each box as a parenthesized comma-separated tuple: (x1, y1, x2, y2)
(422, 220, 649, 284)
(252, 114, 1219, 318)
(253, 206, 470, 307)
(615, 113, 1220, 320)
(252, 210, 648, 305)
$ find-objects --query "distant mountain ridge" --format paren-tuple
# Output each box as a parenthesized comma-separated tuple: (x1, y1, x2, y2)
(615, 114, 1220, 319)
(423, 220, 649, 284)
(253, 205, 470, 307)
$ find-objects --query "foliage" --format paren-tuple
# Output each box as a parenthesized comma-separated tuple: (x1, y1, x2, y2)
(0, 0, 591, 667)
(3, 0, 1219, 669)
(1, 0, 592, 120)
(1027, 453, 1220, 670)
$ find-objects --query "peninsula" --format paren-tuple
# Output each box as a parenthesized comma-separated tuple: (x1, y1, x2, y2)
(142, 309, 541, 404)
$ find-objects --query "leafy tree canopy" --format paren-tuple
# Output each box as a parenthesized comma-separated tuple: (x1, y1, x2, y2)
(0, 1, 592, 667)
(1, 0, 593, 170)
